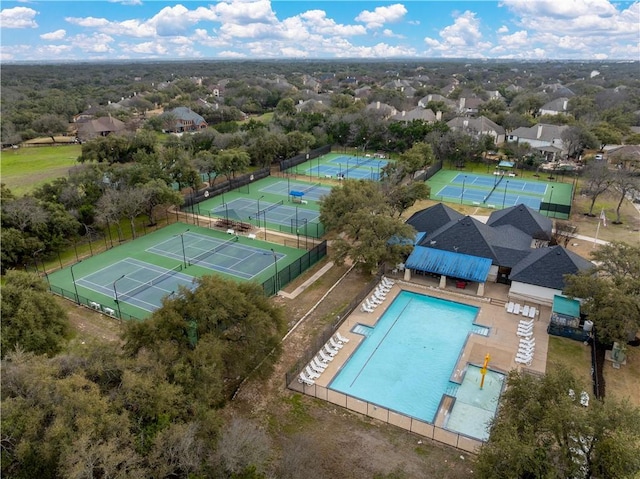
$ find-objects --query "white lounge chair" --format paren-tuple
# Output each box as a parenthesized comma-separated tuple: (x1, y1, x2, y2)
(324, 344, 338, 357)
(528, 307, 537, 318)
(336, 332, 350, 343)
(329, 337, 344, 350)
(520, 336, 535, 345)
(522, 305, 530, 317)
(305, 365, 320, 379)
(298, 372, 315, 386)
(309, 362, 324, 375)
(319, 349, 334, 362)
(515, 356, 532, 366)
(375, 287, 388, 297)
(506, 301, 515, 313)
(519, 340, 535, 349)
(312, 358, 327, 371)
(516, 351, 534, 361)
(382, 276, 395, 286)
(365, 299, 378, 309)
(378, 283, 391, 292)
(369, 295, 383, 305)
(519, 319, 534, 327)
(517, 330, 533, 338)
(518, 347, 535, 356)
(517, 324, 533, 333)
(513, 303, 522, 314)
(373, 290, 386, 300)
(361, 304, 374, 313)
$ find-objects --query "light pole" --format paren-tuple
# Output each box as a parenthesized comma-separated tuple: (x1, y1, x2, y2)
(271, 249, 278, 292)
(549, 186, 554, 218)
(461, 175, 467, 204)
(70, 260, 82, 304)
(346, 157, 350, 179)
(113, 274, 126, 320)
(257, 195, 264, 228)
(502, 180, 509, 209)
(174, 229, 189, 267)
(32, 248, 45, 275)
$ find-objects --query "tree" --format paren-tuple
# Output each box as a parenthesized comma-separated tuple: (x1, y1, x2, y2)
(561, 125, 598, 158)
(0, 271, 70, 358)
(118, 188, 149, 239)
(319, 180, 416, 272)
(564, 242, 640, 344)
(392, 141, 435, 182)
(582, 162, 614, 216)
(140, 179, 183, 226)
(552, 221, 578, 247)
(475, 366, 640, 479)
(32, 114, 69, 143)
(591, 122, 623, 150)
(611, 162, 640, 224)
(218, 148, 251, 181)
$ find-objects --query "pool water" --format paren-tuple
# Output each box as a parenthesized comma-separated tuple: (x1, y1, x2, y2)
(445, 365, 505, 440)
(331, 291, 486, 426)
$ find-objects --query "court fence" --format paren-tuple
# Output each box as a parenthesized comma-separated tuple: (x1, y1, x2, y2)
(183, 167, 271, 209)
(48, 283, 142, 321)
(414, 159, 443, 182)
(279, 145, 331, 171)
(261, 240, 328, 297)
(284, 266, 383, 386)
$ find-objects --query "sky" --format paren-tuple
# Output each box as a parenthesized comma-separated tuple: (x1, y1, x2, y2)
(1, 0, 639, 62)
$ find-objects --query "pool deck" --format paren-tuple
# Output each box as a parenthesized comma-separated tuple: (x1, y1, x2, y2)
(294, 274, 551, 451)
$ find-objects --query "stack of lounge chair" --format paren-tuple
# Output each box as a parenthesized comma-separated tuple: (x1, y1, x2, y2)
(506, 301, 538, 318)
(297, 333, 350, 386)
(515, 319, 535, 365)
(360, 277, 395, 313)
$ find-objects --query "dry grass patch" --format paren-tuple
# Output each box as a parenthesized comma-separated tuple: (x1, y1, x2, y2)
(602, 343, 640, 406)
(547, 336, 592, 388)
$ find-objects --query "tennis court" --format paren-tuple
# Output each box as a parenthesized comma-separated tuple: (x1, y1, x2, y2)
(76, 258, 195, 312)
(210, 198, 319, 228)
(427, 170, 573, 215)
(259, 180, 332, 202)
(297, 154, 384, 180)
(147, 230, 284, 279)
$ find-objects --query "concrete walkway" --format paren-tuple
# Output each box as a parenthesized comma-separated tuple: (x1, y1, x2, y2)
(278, 261, 334, 299)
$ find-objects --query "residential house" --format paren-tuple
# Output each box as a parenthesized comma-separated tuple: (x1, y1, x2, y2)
(606, 145, 640, 168)
(365, 101, 397, 119)
(295, 99, 329, 113)
(447, 116, 505, 145)
(160, 107, 208, 133)
(539, 97, 569, 116)
(403, 203, 593, 305)
(457, 96, 484, 116)
(76, 115, 127, 141)
(392, 108, 438, 123)
(507, 123, 569, 160)
(417, 94, 456, 110)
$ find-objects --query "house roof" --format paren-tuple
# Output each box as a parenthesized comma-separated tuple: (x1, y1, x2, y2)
(405, 203, 464, 234)
(510, 124, 568, 143)
(509, 246, 594, 290)
(447, 116, 505, 135)
(540, 97, 569, 113)
(405, 246, 492, 283)
(392, 108, 436, 122)
(416, 216, 533, 266)
(486, 204, 553, 241)
(77, 116, 126, 137)
(607, 145, 640, 161)
(163, 107, 206, 126)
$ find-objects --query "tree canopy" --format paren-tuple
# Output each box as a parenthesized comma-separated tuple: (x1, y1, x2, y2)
(476, 366, 640, 479)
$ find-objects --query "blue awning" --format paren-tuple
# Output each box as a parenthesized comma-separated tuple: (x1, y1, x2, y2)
(498, 160, 515, 168)
(405, 246, 492, 282)
(290, 190, 304, 197)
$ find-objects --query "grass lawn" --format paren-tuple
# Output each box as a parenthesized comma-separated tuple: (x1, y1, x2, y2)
(547, 336, 593, 388)
(1, 144, 81, 195)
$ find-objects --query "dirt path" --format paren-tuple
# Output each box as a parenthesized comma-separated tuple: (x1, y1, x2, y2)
(59, 297, 123, 344)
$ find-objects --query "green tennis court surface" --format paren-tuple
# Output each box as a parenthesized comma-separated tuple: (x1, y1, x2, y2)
(48, 222, 307, 320)
(427, 170, 573, 217)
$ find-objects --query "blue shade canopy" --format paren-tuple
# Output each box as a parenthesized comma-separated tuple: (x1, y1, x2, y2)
(406, 246, 492, 282)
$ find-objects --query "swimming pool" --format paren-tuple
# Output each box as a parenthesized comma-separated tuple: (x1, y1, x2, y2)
(330, 291, 497, 437)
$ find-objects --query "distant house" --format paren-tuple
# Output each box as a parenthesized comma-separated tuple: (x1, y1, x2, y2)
(447, 116, 505, 144)
(457, 96, 484, 116)
(365, 101, 397, 118)
(507, 123, 569, 159)
(539, 97, 569, 116)
(76, 115, 127, 141)
(417, 94, 456, 110)
(606, 145, 640, 168)
(392, 108, 438, 123)
(160, 107, 208, 133)
(403, 203, 593, 305)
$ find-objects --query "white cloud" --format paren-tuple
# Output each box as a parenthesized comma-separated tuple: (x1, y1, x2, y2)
(214, 0, 277, 24)
(108, 0, 143, 5)
(0, 6, 38, 28)
(497, 25, 509, 33)
(355, 4, 407, 29)
(299, 10, 366, 36)
(72, 33, 114, 53)
(149, 5, 217, 36)
(501, 0, 617, 18)
(125, 41, 168, 55)
(40, 29, 66, 41)
(218, 50, 248, 58)
(499, 30, 528, 47)
(382, 29, 403, 39)
(423, 10, 491, 56)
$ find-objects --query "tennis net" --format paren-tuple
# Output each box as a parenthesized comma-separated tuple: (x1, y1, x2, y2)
(257, 200, 284, 216)
(119, 264, 183, 302)
(190, 236, 239, 266)
(301, 183, 322, 194)
(483, 174, 505, 203)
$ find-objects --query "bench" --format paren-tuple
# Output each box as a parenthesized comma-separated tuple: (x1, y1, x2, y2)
(247, 233, 256, 240)
(103, 307, 116, 317)
(301, 200, 308, 205)
(89, 301, 101, 311)
(325, 174, 332, 178)
(226, 229, 235, 235)
(488, 204, 496, 209)
(472, 201, 480, 206)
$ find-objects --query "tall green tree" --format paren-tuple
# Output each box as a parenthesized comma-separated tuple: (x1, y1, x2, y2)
(582, 161, 613, 216)
(564, 241, 640, 344)
(475, 366, 640, 479)
(0, 271, 70, 358)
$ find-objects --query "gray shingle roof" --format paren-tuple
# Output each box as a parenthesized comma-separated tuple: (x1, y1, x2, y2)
(487, 204, 553, 241)
(509, 246, 594, 290)
(405, 203, 463, 234)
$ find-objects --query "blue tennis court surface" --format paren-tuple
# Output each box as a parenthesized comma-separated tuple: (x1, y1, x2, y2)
(147, 231, 284, 279)
(259, 180, 332, 202)
(305, 163, 381, 180)
(210, 198, 319, 227)
(451, 173, 548, 195)
(76, 258, 195, 312)
(436, 185, 542, 209)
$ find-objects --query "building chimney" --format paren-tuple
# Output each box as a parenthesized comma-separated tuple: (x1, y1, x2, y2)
(402, 111, 406, 117)
(376, 101, 380, 109)
(537, 124, 543, 139)
(436, 111, 442, 121)
(563, 100, 568, 110)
